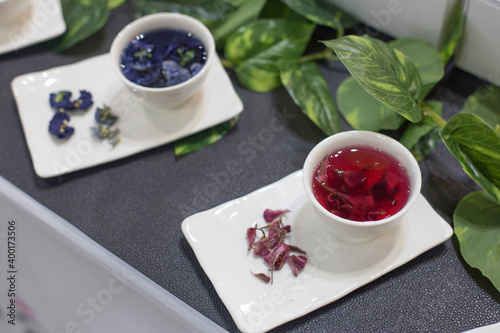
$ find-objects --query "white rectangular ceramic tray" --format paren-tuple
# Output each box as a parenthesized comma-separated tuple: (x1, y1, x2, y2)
(11, 53, 243, 178)
(0, 175, 227, 333)
(182, 170, 454, 333)
(0, 0, 66, 55)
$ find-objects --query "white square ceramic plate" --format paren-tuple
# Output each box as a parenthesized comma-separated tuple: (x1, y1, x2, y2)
(182, 170, 454, 333)
(0, 175, 227, 333)
(0, 0, 66, 55)
(11, 53, 243, 178)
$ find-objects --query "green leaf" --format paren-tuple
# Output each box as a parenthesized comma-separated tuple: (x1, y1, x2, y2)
(47, 0, 110, 52)
(439, 0, 463, 65)
(462, 85, 500, 131)
(212, 0, 267, 47)
(174, 117, 239, 155)
(107, 0, 126, 9)
(389, 38, 444, 98)
(454, 191, 500, 292)
(337, 77, 405, 131)
(280, 0, 357, 30)
(440, 113, 500, 203)
(260, 0, 305, 20)
(135, 0, 235, 29)
(278, 60, 341, 135)
(400, 100, 442, 151)
(323, 35, 423, 123)
(225, 19, 313, 65)
(409, 127, 441, 162)
(400, 101, 443, 162)
(226, 19, 315, 92)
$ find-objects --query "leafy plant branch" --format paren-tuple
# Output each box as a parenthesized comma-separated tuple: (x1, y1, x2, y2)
(49, 0, 500, 291)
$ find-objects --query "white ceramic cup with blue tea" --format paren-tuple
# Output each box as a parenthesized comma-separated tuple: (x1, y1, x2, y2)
(110, 13, 215, 108)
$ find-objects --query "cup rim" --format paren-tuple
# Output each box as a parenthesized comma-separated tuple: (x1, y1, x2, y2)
(303, 130, 422, 227)
(109, 12, 215, 93)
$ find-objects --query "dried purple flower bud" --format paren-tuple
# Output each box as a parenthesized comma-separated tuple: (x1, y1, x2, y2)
(247, 227, 257, 250)
(252, 272, 271, 284)
(263, 209, 290, 223)
(283, 225, 291, 233)
(288, 255, 307, 276)
(49, 112, 74, 139)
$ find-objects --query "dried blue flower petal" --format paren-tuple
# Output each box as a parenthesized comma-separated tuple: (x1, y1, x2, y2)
(91, 124, 120, 147)
(190, 63, 203, 77)
(95, 104, 118, 126)
(162, 60, 190, 87)
(164, 35, 203, 66)
(121, 40, 162, 86)
(49, 112, 74, 139)
(73, 90, 93, 110)
(107, 129, 121, 147)
(49, 91, 75, 111)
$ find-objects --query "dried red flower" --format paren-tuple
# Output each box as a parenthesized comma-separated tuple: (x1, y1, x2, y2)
(263, 209, 290, 223)
(252, 272, 271, 284)
(289, 255, 308, 276)
(247, 209, 307, 284)
(246, 227, 257, 250)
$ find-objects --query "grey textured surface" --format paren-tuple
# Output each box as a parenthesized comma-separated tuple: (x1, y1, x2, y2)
(0, 2, 499, 332)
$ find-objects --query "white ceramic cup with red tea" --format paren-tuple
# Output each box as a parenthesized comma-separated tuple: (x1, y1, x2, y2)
(303, 130, 422, 242)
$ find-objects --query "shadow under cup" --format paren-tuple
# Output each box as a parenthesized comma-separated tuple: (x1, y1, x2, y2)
(302, 130, 422, 243)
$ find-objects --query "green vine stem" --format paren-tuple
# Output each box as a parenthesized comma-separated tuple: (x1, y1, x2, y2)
(420, 101, 447, 129)
(299, 48, 339, 63)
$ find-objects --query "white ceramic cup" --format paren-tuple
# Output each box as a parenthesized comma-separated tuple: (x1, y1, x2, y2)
(0, 0, 31, 23)
(110, 13, 215, 108)
(303, 130, 422, 242)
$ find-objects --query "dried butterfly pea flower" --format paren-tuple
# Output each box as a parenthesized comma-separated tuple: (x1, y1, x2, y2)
(48, 112, 74, 139)
(73, 90, 93, 110)
(91, 105, 121, 147)
(121, 40, 162, 86)
(91, 124, 120, 147)
(190, 63, 203, 77)
(95, 104, 118, 127)
(49, 91, 74, 111)
(49, 90, 93, 111)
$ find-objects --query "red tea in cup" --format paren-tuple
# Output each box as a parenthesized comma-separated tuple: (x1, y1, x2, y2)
(312, 146, 411, 222)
